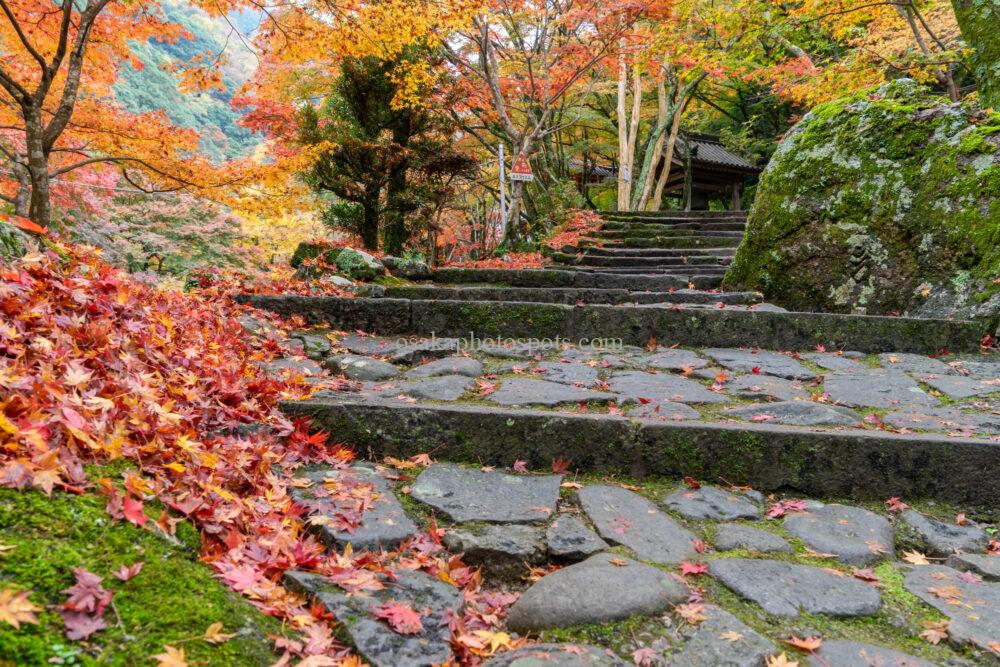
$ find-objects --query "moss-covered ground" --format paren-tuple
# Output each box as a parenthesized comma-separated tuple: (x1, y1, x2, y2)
(0, 472, 285, 666)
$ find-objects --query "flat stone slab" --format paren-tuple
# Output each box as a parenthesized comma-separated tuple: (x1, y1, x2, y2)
(783, 504, 893, 566)
(900, 509, 988, 556)
(533, 361, 601, 386)
(608, 370, 726, 404)
(919, 374, 1000, 400)
(626, 399, 701, 421)
(291, 465, 417, 551)
(546, 515, 608, 561)
(442, 524, 545, 578)
(488, 378, 617, 406)
(663, 485, 760, 520)
(405, 355, 483, 379)
(483, 643, 626, 666)
(713, 524, 792, 553)
(878, 352, 956, 375)
(284, 568, 462, 667)
(903, 565, 1000, 653)
(630, 349, 708, 370)
(800, 352, 866, 372)
(824, 370, 939, 408)
(411, 464, 561, 523)
(725, 375, 809, 402)
(335, 333, 401, 356)
(946, 553, 1000, 581)
(723, 401, 861, 426)
(328, 354, 400, 381)
(292, 331, 332, 359)
(579, 484, 697, 564)
(883, 407, 1000, 435)
(702, 348, 815, 380)
(387, 375, 474, 401)
(390, 338, 462, 364)
(951, 358, 1000, 379)
(479, 341, 558, 359)
(806, 640, 933, 667)
(709, 558, 882, 617)
(506, 553, 687, 631)
(261, 357, 324, 377)
(669, 605, 776, 667)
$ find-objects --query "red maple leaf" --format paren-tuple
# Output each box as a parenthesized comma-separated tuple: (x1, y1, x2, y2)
(372, 601, 423, 634)
(62, 568, 112, 615)
(551, 456, 572, 474)
(884, 497, 909, 512)
(58, 610, 107, 640)
(767, 499, 807, 518)
(123, 494, 147, 527)
(113, 562, 143, 582)
(679, 561, 709, 576)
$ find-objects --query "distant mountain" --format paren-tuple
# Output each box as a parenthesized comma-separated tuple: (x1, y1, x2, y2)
(115, 1, 262, 162)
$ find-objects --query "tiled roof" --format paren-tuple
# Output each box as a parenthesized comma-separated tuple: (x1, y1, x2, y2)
(682, 136, 759, 172)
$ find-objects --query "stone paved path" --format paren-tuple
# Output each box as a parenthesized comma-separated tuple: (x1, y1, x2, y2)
(240, 284, 1000, 664)
(277, 456, 1000, 665)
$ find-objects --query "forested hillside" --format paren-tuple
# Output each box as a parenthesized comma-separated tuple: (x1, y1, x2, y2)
(115, 0, 260, 161)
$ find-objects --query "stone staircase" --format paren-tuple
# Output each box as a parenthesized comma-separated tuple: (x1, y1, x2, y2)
(549, 210, 745, 286)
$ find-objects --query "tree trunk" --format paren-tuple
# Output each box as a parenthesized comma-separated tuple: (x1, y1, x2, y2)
(12, 161, 30, 217)
(25, 111, 52, 227)
(615, 57, 641, 210)
(951, 0, 1000, 109)
(360, 186, 381, 251)
(649, 107, 684, 210)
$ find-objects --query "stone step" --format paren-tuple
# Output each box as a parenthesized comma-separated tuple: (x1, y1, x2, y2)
(383, 285, 762, 305)
(428, 267, 717, 290)
(562, 265, 730, 276)
(584, 247, 737, 258)
(238, 294, 991, 353)
(278, 395, 1000, 506)
(594, 226, 744, 239)
(600, 210, 747, 220)
(552, 253, 729, 268)
(608, 237, 743, 249)
(601, 221, 745, 235)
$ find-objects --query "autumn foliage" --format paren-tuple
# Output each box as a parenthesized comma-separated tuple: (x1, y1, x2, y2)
(0, 238, 517, 662)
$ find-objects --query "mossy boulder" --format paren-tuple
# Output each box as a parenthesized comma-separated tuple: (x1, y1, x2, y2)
(335, 248, 384, 281)
(382, 255, 431, 280)
(289, 241, 342, 269)
(726, 80, 1000, 320)
(0, 220, 31, 263)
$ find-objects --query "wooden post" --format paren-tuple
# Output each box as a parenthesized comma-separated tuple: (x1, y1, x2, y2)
(731, 181, 742, 211)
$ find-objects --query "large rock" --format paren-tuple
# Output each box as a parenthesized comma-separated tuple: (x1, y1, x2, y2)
(506, 554, 687, 631)
(290, 465, 417, 551)
(578, 484, 697, 564)
(411, 464, 561, 523)
(283, 568, 462, 667)
(806, 640, 933, 667)
(382, 255, 431, 279)
(663, 485, 761, 521)
(668, 605, 777, 667)
(546, 515, 608, 561)
(0, 220, 31, 263)
(899, 509, 989, 556)
(710, 558, 882, 617)
(483, 644, 626, 666)
(783, 503, 893, 566)
(725, 79, 1000, 319)
(903, 565, 1000, 654)
(442, 525, 545, 579)
(336, 247, 385, 281)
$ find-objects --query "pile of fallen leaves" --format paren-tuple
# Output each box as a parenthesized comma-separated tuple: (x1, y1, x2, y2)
(544, 209, 604, 251)
(0, 239, 514, 664)
(443, 252, 544, 269)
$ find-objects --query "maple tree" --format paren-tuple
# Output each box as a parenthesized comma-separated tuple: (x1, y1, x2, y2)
(0, 0, 263, 227)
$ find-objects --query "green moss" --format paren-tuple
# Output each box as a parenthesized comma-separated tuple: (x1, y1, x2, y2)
(0, 485, 284, 666)
(727, 79, 1000, 319)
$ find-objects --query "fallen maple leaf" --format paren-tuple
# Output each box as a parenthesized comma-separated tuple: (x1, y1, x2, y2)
(203, 621, 237, 644)
(902, 550, 930, 565)
(675, 603, 707, 625)
(632, 646, 657, 666)
(0, 588, 41, 629)
(62, 568, 112, 615)
(512, 459, 528, 473)
(767, 499, 806, 518)
(153, 645, 188, 667)
(113, 561, 144, 582)
(59, 609, 107, 640)
(784, 636, 822, 652)
(683, 476, 701, 489)
(919, 619, 949, 645)
(766, 653, 799, 667)
(123, 493, 147, 527)
(372, 601, 423, 634)
(720, 630, 743, 642)
(679, 561, 709, 577)
(955, 512, 969, 526)
(551, 456, 572, 474)
(884, 497, 908, 512)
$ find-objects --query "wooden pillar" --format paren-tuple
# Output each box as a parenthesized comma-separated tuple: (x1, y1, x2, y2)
(731, 181, 742, 211)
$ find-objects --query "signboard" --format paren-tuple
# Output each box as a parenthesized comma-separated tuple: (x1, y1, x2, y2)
(621, 165, 631, 183)
(510, 154, 534, 182)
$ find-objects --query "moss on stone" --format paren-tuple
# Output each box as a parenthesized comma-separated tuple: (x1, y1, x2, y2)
(726, 79, 1000, 320)
(0, 484, 284, 666)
